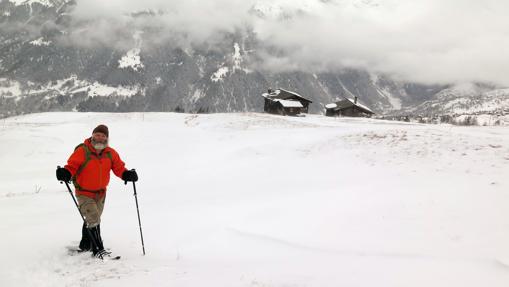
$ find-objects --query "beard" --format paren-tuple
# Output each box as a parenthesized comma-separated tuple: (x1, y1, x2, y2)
(91, 138, 108, 151)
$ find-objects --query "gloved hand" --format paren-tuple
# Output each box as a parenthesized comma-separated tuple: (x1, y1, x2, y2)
(56, 167, 71, 182)
(122, 169, 138, 184)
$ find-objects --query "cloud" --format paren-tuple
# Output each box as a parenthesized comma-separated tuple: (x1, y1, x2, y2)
(64, 0, 509, 86)
(253, 0, 509, 86)
(67, 0, 254, 48)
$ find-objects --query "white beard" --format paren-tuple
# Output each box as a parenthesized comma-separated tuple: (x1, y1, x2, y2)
(93, 143, 106, 150)
(91, 139, 108, 151)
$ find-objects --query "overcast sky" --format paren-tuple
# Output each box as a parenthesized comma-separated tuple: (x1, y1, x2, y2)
(70, 0, 509, 86)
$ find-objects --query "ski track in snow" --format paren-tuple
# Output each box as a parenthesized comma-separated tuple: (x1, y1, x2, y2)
(22, 251, 133, 287)
(1, 112, 509, 287)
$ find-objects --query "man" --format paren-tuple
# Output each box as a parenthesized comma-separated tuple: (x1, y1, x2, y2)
(56, 124, 138, 258)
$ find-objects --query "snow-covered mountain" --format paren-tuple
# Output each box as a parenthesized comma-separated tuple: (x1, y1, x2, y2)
(0, 0, 506, 119)
(405, 84, 509, 116)
(251, 0, 380, 19)
(5, 0, 62, 7)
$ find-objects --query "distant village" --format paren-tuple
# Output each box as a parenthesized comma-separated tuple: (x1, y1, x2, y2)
(260, 88, 508, 126)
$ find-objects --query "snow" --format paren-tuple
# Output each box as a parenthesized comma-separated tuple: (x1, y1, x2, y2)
(30, 37, 52, 46)
(369, 73, 403, 110)
(276, 99, 303, 108)
(355, 101, 374, 113)
(0, 78, 22, 99)
(429, 87, 509, 115)
(338, 97, 374, 113)
(1, 76, 144, 100)
(486, 88, 509, 97)
(211, 66, 230, 82)
(408, 86, 509, 119)
(1, 112, 509, 286)
(118, 48, 144, 72)
(118, 31, 144, 72)
(232, 42, 243, 72)
(210, 43, 250, 82)
(72, 82, 141, 97)
(190, 88, 206, 103)
(251, 0, 329, 19)
(378, 87, 402, 110)
(453, 98, 509, 115)
(9, 0, 54, 6)
(251, 2, 284, 18)
(209, 43, 251, 82)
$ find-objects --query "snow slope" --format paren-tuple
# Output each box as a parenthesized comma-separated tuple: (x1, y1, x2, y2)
(1, 112, 509, 286)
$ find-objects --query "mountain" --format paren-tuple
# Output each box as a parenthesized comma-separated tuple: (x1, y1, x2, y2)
(0, 0, 507, 120)
(403, 84, 509, 116)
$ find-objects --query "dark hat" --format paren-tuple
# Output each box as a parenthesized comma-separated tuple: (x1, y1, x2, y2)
(92, 124, 109, 137)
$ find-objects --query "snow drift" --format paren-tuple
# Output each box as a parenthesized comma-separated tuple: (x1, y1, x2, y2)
(1, 112, 508, 286)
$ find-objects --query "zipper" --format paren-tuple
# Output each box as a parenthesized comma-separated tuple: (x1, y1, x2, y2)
(98, 152, 102, 188)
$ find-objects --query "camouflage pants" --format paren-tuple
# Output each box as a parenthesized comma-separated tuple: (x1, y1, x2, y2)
(77, 195, 105, 228)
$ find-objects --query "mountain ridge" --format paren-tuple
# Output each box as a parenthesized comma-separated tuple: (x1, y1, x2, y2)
(1, 0, 508, 120)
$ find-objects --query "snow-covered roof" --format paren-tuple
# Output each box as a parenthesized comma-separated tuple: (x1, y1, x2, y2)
(350, 100, 374, 114)
(262, 89, 281, 98)
(279, 89, 312, 103)
(275, 99, 304, 108)
(326, 98, 374, 114)
(278, 88, 307, 100)
(261, 88, 312, 103)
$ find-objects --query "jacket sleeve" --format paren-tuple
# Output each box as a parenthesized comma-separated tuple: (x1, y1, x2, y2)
(111, 149, 127, 178)
(64, 147, 85, 176)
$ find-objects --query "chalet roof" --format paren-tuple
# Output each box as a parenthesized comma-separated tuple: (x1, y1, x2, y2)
(326, 98, 374, 114)
(262, 88, 313, 103)
(276, 99, 304, 108)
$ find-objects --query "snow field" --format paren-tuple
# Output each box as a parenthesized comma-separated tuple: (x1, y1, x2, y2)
(1, 112, 509, 286)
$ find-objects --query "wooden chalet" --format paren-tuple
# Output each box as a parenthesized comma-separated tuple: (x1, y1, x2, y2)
(325, 97, 374, 117)
(262, 88, 312, 116)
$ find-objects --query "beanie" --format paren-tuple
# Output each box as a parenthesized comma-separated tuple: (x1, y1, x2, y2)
(92, 124, 109, 137)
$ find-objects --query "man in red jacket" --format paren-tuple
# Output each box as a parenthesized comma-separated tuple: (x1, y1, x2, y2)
(56, 125, 138, 258)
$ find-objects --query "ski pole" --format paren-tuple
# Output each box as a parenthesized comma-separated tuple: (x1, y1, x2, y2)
(131, 178, 146, 255)
(58, 166, 100, 251)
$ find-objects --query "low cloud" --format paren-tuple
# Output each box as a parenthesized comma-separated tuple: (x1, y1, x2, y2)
(66, 0, 509, 86)
(67, 0, 254, 49)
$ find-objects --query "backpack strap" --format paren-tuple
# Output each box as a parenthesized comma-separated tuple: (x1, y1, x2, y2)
(74, 144, 91, 177)
(72, 144, 90, 192)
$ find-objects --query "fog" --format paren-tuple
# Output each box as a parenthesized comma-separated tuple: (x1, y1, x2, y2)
(64, 0, 509, 86)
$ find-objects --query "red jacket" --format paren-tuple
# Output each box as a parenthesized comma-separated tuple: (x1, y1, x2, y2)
(65, 138, 126, 199)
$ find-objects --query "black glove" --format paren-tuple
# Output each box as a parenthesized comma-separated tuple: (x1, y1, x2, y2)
(56, 167, 71, 182)
(122, 169, 138, 184)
